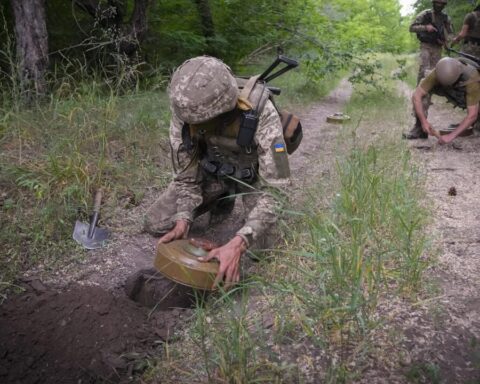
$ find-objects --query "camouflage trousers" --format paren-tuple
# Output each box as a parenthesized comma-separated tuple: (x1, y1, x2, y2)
(462, 41, 480, 59)
(417, 42, 442, 84)
(409, 43, 442, 134)
(143, 177, 274, 251)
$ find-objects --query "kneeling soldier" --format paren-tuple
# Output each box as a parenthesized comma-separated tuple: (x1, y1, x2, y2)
(144, 56, 291, 288)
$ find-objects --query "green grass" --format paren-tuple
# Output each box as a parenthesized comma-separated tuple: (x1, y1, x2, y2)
(0, 81, 172, 292)
(151, 55, 432, 383)
(1, 52, 431, 382)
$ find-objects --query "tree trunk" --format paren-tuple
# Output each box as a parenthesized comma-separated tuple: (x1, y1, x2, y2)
(120, 0, 150, 56)
(11, 0, 49, 99)
(193, 0, 217, 56)
(74, 0, 150, 57)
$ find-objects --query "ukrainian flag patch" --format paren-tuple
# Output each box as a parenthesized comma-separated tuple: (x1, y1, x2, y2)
(274, 143, 286, 153)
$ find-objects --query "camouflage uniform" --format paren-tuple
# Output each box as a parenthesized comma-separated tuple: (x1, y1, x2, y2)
(410, 9, 453, 84)
(407, 8, 453, 138)
(460, 11, 480, 58)
(416, 58, 480, 131)
(144, 56, 291, 250)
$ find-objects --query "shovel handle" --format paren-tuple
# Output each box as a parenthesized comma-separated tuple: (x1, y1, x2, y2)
(87, 189, 103, 239)
(93, 188, 103, 214)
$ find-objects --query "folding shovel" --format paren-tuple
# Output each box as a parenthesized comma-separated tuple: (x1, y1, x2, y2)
(73, 189, 110, 249)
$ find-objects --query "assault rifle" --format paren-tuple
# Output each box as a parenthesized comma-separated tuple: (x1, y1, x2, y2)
(258, 55, 299, 95)
(446, 47, 480, 68)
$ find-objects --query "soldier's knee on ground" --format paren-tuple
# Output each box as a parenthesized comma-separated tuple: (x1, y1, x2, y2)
(245, 227, 279, 261)
(143, 216, 176, 236)
(143, 203, 176, 235)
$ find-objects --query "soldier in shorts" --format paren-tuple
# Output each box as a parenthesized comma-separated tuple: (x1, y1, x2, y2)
(404, 0, 453, 139)
(144, 56, 291, 288)
(451, 3, 480, 59)
(412, 57, 480, 144)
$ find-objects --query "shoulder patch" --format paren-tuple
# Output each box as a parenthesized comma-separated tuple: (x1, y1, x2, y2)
(271, 139, 290, 179)
(274, 143, 286, 153)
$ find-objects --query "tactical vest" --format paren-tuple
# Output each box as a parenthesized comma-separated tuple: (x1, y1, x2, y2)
(182, 76, 302, 183)
(431, 58, 480, 109)
(416, 10, 449, 45)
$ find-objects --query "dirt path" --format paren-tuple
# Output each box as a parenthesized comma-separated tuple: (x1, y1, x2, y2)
(3, 77, 479, 383)
(354, 93, 480, 383)
(402, 98, 480, 382)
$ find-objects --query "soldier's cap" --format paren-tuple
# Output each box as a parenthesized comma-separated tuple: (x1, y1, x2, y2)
(168, 56, 238, 125)
(432, 0, 447, 4)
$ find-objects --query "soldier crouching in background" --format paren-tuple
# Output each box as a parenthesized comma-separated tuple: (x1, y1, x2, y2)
(411, 57, 480, 144)
(144, 56, 291, 289)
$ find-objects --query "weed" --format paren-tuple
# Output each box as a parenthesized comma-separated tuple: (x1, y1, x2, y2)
(405, 362, 441, 384)
(0, 76, 171, 295)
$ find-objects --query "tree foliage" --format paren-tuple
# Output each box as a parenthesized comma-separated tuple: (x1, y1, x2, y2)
(0, 0, 412, 96)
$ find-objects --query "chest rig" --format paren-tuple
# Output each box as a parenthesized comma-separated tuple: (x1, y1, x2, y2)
(180, 55, 301, 183)
(188, 108, 261, 183)
(416, 10, 449, 45)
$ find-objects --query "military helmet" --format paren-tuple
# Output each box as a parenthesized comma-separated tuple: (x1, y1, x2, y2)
(432, 0, 447, 4)
(168, 56, 238, 125)
(435, 57, 463, 86)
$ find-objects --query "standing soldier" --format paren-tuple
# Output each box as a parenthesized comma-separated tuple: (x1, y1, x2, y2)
(404, 0, 453, 139)
(451, 3, 480, 59)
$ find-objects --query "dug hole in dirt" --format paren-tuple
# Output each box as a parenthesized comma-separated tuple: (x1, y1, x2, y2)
(0, 269, 196, 384)
(0, 182, 257, 384)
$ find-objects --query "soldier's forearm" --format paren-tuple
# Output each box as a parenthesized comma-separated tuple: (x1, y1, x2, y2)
(412, 93, 428, 125)
(410, 24, 428, 33)
(236, 193, 280, 248)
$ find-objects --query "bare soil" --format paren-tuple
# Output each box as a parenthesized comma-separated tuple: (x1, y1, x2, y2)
(0, 276, 192, 384)
(354, 95, 480, 383)
(2, 79, 480, 383)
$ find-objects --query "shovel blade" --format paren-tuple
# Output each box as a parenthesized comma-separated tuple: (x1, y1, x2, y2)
(73, 220, 110, 250)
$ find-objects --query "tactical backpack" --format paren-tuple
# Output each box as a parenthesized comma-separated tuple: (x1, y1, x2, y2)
(235, 55, 303, 155)
(464, 11, 480, 44)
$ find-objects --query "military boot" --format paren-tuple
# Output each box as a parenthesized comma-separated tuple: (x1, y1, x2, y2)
(472, 120, 480, 133)
(402, 120, 427, 140)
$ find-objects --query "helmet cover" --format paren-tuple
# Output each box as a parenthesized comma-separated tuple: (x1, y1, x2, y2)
(168, 56, 238, 124)
(435, 57, 463, 86)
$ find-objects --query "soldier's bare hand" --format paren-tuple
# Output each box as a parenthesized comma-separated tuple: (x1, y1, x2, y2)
(158, 219, 189, 244)
(198, 235, 247, 290)
(426, 24, 437, 33)
(421, 121, 434, 135)
(437, 132, 454, 145)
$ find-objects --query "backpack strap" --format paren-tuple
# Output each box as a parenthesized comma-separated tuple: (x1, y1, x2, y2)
(239, 74, 261, 102)
(236, 75, 271, 148)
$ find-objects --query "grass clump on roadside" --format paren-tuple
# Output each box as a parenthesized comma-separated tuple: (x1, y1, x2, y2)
(150, 56, 431, 383)
(0, 83, 172, 294)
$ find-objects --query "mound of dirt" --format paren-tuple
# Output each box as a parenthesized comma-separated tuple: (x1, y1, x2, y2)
(0, 282, 191, 384)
